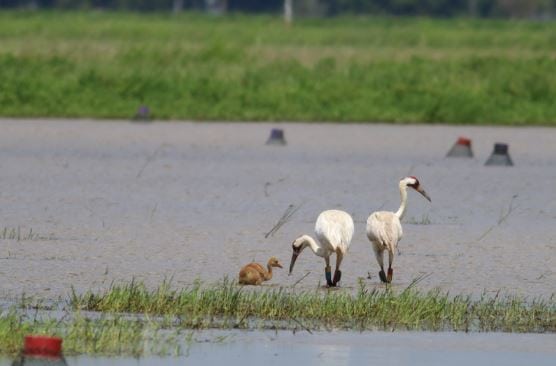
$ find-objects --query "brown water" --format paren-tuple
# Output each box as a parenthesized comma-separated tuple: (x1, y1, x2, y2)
(0, 119, 555, 300)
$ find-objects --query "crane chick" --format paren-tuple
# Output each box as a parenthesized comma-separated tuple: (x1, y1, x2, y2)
(239, 257, 283, 285)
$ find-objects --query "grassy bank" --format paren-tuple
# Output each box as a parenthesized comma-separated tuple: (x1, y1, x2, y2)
(70, 279, 556, 333)
(1, 11, 556, 124)
(0, 310, 183, 357)
(0, 279, 554, 357)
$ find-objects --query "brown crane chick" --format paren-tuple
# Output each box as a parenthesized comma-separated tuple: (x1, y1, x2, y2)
(239, 257, 283, 285)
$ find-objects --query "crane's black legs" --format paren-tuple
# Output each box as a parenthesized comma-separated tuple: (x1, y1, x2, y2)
(379, 269, 387, 283)
(333, 270, 341, 285)
(386, 250, 394, 283)
(325, 269, 342, 286)
(378, 269, 393, 283)
(374, 245, 388, 283)
(325, 251, 344, 287)
(325, 265, 334, 287)
(332, 250, 343, 286)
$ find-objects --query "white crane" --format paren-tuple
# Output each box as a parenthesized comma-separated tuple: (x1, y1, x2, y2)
(289, 209, 354, 287)
(367, 176, 431, 283)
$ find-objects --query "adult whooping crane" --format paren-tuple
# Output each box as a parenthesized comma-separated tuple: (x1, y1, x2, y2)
(239, 257, 283, 285)
(367, 176, 431, 283)
(289, 209, 354, 287)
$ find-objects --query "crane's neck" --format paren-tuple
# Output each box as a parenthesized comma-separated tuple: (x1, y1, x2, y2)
(395, 181, 409, 219)
(265, 263, 274, 280)
(301, 235, 326, 257)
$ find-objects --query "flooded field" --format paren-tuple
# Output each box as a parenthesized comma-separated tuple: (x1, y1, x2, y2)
(2, 330, 555, 366)
(0, 119, 555, 300)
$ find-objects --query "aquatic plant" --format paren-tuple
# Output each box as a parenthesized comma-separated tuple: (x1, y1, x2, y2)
(0, 308, 189, 357)
(69, 278, 556, 333)
(0, 226, 57, 242)
(1, 279, 553, 358)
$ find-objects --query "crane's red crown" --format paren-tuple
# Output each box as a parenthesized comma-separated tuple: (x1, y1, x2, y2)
(407, 176, 420, 188)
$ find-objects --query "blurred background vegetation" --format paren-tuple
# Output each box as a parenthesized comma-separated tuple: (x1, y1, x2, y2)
(2, 0, 556, 18)
(0, 2, 555, 124)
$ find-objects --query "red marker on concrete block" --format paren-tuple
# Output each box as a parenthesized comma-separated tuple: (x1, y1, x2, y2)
(446, 137, 473, 158)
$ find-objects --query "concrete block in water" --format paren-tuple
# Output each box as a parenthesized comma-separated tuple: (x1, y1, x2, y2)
(447, 137, 473, 158)
(266, 128, 286, 145)
(132, 105, 151, 122)
(485, 143, 513, 166)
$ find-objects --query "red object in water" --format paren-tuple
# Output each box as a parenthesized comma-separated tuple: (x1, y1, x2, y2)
(23, 335, 63, 357)
(447, 136, 473, 158)
(456, 137, 471, 146)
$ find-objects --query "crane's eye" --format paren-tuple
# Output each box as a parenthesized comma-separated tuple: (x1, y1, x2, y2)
(408, 176, 420, 187)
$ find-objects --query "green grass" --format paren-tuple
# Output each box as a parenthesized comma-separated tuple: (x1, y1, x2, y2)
(1, 279, 554, 357)
(69, 279, 556, 333)
(0, 309, 188, 357)
(1, 11, 556, 124)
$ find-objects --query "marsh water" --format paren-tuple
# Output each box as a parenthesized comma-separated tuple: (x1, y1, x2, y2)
(1, 330, 555, 366)
(0, 119, 555, 300)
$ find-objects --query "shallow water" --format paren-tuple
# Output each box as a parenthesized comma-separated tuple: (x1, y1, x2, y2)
(0, 119, 555, 300)
(1, 330, 555, 366)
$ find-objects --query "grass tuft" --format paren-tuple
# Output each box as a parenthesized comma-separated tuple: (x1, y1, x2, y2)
(0, 309, 185, 357)
(69, 278, 556, 333)
(0, 226, 55, 241)
(1, 279, 553, 357)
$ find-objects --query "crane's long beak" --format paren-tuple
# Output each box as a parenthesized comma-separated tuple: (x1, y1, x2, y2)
(417, 187, 432, 202)
(288, 252, 298, 275)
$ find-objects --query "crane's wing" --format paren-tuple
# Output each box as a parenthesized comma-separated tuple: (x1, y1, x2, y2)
(244, 263, 266, 275)
(366, 211, 402, 250)
(315, 210, 354, 253)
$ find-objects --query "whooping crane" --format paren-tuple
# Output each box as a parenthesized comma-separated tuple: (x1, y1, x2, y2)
(367, 176, 431, 283)
(289, 209, 354, 287)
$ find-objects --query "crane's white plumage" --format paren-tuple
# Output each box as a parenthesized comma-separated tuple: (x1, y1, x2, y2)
(367, 176, 431, 283)
(367, 211, 403, 253)
(315, 209, 354, 255)
(290, 209, 354, 287)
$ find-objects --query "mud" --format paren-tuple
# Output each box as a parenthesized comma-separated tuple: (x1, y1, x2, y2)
(0, 119, 555, 300)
